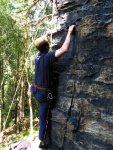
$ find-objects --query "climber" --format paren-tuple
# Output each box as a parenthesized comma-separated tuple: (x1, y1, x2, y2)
(27, 24, 75, 149)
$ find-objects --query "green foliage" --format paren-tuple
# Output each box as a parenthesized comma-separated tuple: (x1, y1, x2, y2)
(0, 0, 53, 130)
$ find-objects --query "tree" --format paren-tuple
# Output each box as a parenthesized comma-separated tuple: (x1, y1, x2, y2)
(0, 0, 53, 135)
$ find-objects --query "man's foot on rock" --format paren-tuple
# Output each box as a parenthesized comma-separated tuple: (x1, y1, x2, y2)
(39, 142, 48, 149)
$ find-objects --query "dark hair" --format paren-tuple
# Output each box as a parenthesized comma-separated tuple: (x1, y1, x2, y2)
(36, 40, 49, 52)
(35, 36, 49, 53)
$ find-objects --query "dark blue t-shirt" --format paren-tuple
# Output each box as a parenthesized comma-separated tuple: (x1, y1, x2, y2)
(34, 50, 56, 88)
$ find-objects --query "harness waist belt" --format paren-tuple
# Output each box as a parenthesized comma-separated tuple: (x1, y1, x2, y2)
(34, 84, 48, 91)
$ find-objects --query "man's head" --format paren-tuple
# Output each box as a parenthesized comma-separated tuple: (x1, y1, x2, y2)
(34, 36, 49, 53)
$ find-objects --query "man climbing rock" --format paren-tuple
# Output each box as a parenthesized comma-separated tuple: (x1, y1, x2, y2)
(28, 24, 75, 149)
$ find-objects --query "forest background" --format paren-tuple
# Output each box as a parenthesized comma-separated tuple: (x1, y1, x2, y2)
(0, 0, 53, 148)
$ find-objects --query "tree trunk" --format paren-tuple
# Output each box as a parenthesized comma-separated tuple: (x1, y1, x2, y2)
(18, 32, 28, 132)
(0, 57, 4, 143)
(51, 0, 113, 149)
(14, 51, 19, 126)
(18, 75, 24, 131)
(29, 96, 33, 138)
(0, 59, 4, 132)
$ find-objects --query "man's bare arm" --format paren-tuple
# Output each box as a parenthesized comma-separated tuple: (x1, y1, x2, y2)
(55, 25, 75, 58)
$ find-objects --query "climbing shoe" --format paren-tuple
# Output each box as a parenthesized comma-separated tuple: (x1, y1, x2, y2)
(39, 142, 48, 149)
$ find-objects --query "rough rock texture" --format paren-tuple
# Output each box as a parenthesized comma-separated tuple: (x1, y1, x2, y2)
(50, 0, 113, 150)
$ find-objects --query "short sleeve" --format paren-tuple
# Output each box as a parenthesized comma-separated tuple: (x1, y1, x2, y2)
(47, 50, 56, 64)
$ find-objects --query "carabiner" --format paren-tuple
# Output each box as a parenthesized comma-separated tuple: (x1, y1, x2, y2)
(48, 93, 53, 100)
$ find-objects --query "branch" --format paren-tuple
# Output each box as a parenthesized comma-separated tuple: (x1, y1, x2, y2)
(27, 14, 54, 24)
(14, 0, 40, 14)
(11, 13, 54, 27)
(26, 0, 40, 15)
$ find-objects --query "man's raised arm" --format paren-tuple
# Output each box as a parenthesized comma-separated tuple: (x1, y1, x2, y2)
(55, 25, 75, 58)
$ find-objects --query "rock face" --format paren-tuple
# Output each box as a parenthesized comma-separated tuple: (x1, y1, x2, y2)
(50, 0, 113, 150)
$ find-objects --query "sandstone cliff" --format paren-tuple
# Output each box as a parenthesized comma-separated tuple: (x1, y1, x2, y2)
(50, 0, 113, 149)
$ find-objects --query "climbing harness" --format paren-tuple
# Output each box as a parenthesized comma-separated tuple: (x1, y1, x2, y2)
(34, 84, 48, 91)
